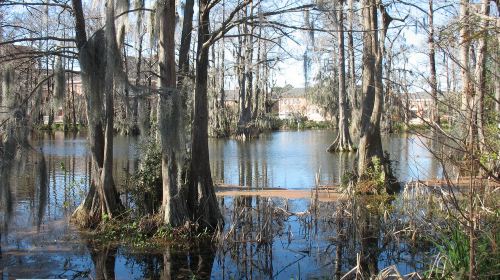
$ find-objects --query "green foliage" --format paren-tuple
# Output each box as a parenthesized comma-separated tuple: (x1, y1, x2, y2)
(428, 225, 500, 279)
(356, 153, 399, 195)
(93, 214, 212, 250)
(368, 156, 385, 183)
(278, 118, 331, 130)
(35, 123, 84, 132)
(128, 139, 162, 215)
(340, 170, 357, 190)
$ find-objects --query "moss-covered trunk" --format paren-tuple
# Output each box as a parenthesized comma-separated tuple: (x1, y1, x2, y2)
(70, 0, 123, 228)
(157, 0, 189, 227)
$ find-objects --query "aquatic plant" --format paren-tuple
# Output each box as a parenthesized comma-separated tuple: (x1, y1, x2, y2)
(427, 225, 500, 279)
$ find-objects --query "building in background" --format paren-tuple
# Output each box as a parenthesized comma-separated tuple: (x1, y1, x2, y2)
(275, 88, 331, 122)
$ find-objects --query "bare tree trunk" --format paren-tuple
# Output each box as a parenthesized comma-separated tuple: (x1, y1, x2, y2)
(253, 26, 262, 119)
(496, 25, 500, 120)
(71, 59, 77, 128)
(459, 1, 477, 279)
(178, 0, 194, 87)
(218, 25, 226, 134)
(157, 0, 189, 226)
(263, 49, 270, 114)
(384, 43, 397, 134)
(460, 0, 472, 114)
(357, 0, 383, 177)
(347, 0, 359, 137)
(237, 5, 255, 138)
(495, 17, 500, 122)
(133, 1, 145, 135)
(357, 1, 394, 188)
(328, 1, 353, 153)
(189, 0, 223, 230)
(237, 28, 247, 125)
(428, 0, 439, 125)
(474, 0, 490, 153)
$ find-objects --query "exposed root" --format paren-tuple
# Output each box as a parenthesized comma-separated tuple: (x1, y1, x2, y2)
(234, 124, 261, 141)
(71, 204, 100, 229)
(327, 135, 356, 153)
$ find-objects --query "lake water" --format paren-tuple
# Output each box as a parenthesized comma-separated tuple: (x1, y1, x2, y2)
(0, 130, 440, 279)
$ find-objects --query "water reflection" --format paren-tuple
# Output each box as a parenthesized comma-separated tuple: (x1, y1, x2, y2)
(210, 130, 441, 189)
(85, 240, 216, 279)
(0, 130, 440, 279)
(36, 151, 48, 230)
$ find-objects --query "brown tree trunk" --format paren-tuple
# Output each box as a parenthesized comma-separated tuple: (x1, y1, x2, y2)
(189, 0, 223, 230)
(328, 1, 354, 153)
(157, 0, 189, 226)
(357, 0, 384, 178)
(178, 0, 195, 87)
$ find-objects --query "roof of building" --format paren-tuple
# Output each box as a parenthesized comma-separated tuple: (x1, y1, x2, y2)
(278, 88, 306, 98)
(224, 87, 308, 101)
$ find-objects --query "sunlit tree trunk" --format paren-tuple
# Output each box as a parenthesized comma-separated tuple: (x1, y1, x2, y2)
(474, 0, 490, 153)
(157, 0, 189, 226)
(428, 0, 439, 126)
(189, 0, 223, 230)
(237, 4, 255, 138)
(347, 0, 358, 136)
(357, 0, 384, 178)
(328, 1, 354, 153)
(460, 0, 472, 116)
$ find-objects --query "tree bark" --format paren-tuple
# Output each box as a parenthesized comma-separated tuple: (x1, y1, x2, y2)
(428, 0, 439, 126)
(357, 0, 388, 182)
(178, 0, 194, 87)
(460, 0, 472, 115)
(474, 0, 490, 153)
(347, 0, 359, 137)
(189, 0, 223, 230)
(157, 0, 189, 226)
(237, 5, 254, 138)
(328, 1, 354, 153)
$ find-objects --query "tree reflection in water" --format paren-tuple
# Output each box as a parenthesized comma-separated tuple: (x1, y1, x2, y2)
(87, 240, 216, 279)
(212, 193, 425, 279)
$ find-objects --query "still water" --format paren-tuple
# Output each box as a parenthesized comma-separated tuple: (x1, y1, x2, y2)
(0, 130, 440, 279)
